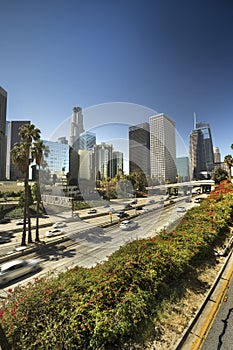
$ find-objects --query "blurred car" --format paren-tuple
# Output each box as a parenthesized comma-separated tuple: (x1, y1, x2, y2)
(194, 197, 204, 203)
(0, 235, 11, 244)
(135, 205, 143, 210)
(53, 221, 67, 228)
(0, 218, 11, 224)
(45, 229, 65, 237)
(148, 199, 155, 204)
(124, 204, 132, 209)
(141, 208, 149, 214)
(185, 197, 192, 203)
(120, 220, 138, 230)
(106, 207, 116, 213)
(117, 211, 129, 219)
(103, 204, 110, 208)
(177, 206, 186, 212)
(0, 259, 40, 285)
(15, 219, 28, 225)
(87, 209, 97, 214)
(130, 199, 138, 204)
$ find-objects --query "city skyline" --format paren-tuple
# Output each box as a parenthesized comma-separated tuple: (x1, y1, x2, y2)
(1, 1, 233, 161)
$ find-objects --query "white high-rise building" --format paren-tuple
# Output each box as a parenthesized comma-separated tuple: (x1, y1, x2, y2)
(150, 113, 177, 183)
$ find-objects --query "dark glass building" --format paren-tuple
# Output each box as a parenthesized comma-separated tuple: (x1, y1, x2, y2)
(189, 122, 214, 179)
(129, 122, 150, 177)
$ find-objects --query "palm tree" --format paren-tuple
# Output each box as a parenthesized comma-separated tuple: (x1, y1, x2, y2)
(18, 124, 41, 243)
(11, 143, 29, 246)
(224, 154, 233, 180)
(31, 140, 49, 242)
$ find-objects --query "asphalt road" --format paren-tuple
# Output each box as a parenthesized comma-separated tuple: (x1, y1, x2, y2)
(201, 266, 233, 350)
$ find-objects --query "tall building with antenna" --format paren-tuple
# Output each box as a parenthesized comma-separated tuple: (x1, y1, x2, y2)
(69, 106, 84, 150)
(189, 114, 214, 179)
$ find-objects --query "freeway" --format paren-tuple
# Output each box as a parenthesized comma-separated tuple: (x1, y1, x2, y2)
(0, 199, 194, 294)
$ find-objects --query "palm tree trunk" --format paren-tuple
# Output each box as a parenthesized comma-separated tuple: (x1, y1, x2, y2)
(35, 170, 40, 242)
(21, 178, 27, 246)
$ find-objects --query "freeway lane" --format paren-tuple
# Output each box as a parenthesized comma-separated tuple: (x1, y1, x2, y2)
(0, 201, 193, 294)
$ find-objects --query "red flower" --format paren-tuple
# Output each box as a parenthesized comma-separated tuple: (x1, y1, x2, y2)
(11, 308, 16, 316)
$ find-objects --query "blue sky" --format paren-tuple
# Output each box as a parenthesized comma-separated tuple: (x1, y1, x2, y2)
(1, 0, 233, 162)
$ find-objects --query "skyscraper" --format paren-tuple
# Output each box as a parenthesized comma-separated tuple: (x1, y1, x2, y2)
(129, 122, 150, 177)
(112, 151, 123, 177)
(69, 107, 84, 150)
(213, 146, 221, 164)
(150, 113, 177, 183)
(0, 86, 7, 180)
(189, 121, 214, 179)
(92, 142, 113, 180)
(6, 120, 30, 180)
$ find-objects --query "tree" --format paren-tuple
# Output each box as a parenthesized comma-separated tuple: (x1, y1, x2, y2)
(212, 167, 228, 184)
(11, 143, 29, 246)
(11, 124, 41, 246)
(224, 154, 233, 180)
(31, 139, 49, 242)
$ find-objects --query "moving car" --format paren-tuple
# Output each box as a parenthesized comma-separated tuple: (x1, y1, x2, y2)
(0, 259, 40, 285)
(45, 229, 65, 237)
(0, 235, 11, 244)
(87, 209, 97, 214)
(117, 211, 129, 219)
(15, 219, 28, 225)
(194, 197, 204, 204)
(0, 218, 11, 224)
(124, 204, 132, 209)
(177, 206, 186, 212)
(120, 220, 138, 230)
(53, 221, 67, 228)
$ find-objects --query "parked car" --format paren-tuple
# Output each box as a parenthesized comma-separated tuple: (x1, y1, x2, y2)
(117, 211, 129, 219)
(53, 221, 67, 228)
(87, 209, 97, 214)
(45, 229, 65, 237)
(0, 235, 11, 244)
(0, 259, 40, 285)
(177, 206, 186, 212)
(120, 220, 138, 230)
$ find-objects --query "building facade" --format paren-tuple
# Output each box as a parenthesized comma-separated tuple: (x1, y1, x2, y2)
(42, 140, 69, 180)
(6, 120, 31, 180)
(176, 156, 190, 182)
(189, 122, 214, 179)
(150, 113, 177, 183)
(79, 131, 96, 151)
(129, 122, 150, 177)
(112, 151, 123, 177)
(92, 142, 113, 180)
(0, 87, 7, 180)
